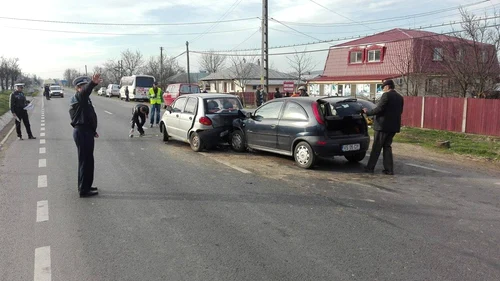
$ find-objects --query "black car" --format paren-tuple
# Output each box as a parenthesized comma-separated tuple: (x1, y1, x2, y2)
(231, 97, 375, 169)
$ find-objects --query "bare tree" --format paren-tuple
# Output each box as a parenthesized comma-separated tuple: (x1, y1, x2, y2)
(103, 60, 122, 84)
(390, 40, 431, 96)
(141, 55, 184, 86)
(199, 51, 226, 73)
(286, 49, 316, 89)
(63, 68, 81, 87)
(439, 8, 500, 98)
(0, 57, 21, 91)
(227, 55, 256, 92)
(121, 49, 144, 76)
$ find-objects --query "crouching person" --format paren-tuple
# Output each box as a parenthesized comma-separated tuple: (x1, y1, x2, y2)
(130, 104, 149, 138)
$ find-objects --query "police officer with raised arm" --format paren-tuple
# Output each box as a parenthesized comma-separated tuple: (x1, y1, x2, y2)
(10, 83, 36, 140)
(69, 74, 100, 198)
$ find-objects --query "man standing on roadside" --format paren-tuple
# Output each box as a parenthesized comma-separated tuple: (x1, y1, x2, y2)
(363, 79, 404, 175)
(148, 82, 162, 127)
(10, 83, 36, 140)
(125, 86, 130, 102)
(255, 85, 266, 107)
(274, 87, 283, 99)
(69, 74, 101, 198)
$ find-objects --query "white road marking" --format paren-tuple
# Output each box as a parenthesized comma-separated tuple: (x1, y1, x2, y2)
(39, 147, 46, 154)
(0, 125, 16, 147)
(41, 123, 45, 127)
(406, 163, 452, 174)
(104, 110, 113, 115)
(34, 246, 51, 281)
(36, 201, 49, 222)
(495, 182, 500, 185)
(363, 199, 376, 203)
(38, 175, 47, 188)
(40, 133, 45, 137)
(200, 153, 251, 174)
(41, 127, 45, 131)
(40, 139, 46, 144)
(38, 159, 46, 168)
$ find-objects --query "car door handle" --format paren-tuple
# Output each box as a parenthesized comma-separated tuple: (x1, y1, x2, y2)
(270, 125, 276, 129)
(176, 114, 179, 118)
(189, 117, 192, 120)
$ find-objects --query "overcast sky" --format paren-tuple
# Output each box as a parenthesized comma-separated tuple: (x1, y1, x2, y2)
(0, 0, 497, 79)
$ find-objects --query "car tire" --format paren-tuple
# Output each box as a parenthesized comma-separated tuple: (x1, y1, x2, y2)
(294, 141, 316, 169)
(230, 130, 246, 152)
(344, 152, 366, 163)
(189, 132, 203, 152)
(162, 124, 169, 142)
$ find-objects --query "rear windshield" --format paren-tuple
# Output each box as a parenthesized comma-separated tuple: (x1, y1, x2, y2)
(136, 77, 155, 88)
(180, 85, 200, 93)
(204, 97, 242, 114)
(112, 85, 119, 90)
(321, 101, 363, 117)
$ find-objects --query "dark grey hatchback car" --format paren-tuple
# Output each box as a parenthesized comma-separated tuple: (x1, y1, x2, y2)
(231, 97, 374, 169)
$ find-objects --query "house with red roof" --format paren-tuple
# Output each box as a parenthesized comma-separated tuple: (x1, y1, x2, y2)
(308, 28, 499, 99)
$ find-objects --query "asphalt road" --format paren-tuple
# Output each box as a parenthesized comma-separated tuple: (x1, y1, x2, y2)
(1, 92, 499, 281)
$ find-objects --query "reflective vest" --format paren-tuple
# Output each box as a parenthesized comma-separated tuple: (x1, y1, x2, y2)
(149, 87, 163, 105)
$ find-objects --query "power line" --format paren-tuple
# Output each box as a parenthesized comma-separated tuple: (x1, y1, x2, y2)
(269, 18, 325, 42)
(231, 28, 261, 51)
(194, 15, 500, 53)
(279, 0, 489, 27)
(0, 16, 259, 26)
(0, 25, 260, 36)
(308, 0, 376, 31)
(190, 23, 500, 57)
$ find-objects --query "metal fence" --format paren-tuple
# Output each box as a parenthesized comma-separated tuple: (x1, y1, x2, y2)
(402, 96, 500, 137)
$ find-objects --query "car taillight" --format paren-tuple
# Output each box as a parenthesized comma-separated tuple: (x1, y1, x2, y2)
(199, 116, 212, 126)
(317, 141, 327, 146)
(312, 102, 325, 125)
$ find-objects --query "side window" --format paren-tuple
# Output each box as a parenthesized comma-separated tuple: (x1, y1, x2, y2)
(282, 102, 308, 121)
(254, 101, 284, 119)
(184, 98, 198, 114)
(173, 98, 187, 112)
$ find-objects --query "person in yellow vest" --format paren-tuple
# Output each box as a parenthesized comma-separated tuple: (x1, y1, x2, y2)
(149, 81, 163, 127)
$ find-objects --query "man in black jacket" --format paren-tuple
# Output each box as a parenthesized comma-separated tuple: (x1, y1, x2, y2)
(363, 79, 404, 175)
(10, 83, 36, 140)
(130, 104, 149, 138)
(69, 74, 100, 197)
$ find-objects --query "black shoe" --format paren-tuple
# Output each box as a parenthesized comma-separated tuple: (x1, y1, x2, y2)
(364, 167, 374, 173)
(150, 124, 153, 128)
(90, 187, 98, 191)
(139, 133, 145, 137)
(28, 136, 36, 139)
(79, 190, 99, 198)
(18, 136, 23, 140)
(382, 170, 394, 175)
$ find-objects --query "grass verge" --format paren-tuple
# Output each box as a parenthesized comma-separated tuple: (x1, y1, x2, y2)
(385, 127, 500, 161)
(0, 91, 10, 116)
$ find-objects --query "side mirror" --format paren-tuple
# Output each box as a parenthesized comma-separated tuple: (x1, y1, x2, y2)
(245, 111, 253, 118)
(165, 105, 173, 113)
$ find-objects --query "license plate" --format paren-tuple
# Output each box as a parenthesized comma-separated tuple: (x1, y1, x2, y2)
(342, 144, 360, 152)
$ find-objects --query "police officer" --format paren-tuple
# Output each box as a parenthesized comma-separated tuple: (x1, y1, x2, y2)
(69, 74, 100, 198)
(148, 81, 162, 127)
(298, 86, 309, 97)
(130, 103, 149, 138)
(10, 83, 36, 140)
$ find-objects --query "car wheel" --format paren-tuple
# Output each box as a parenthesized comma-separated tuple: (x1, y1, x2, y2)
(344, 152, 366, 163)
(189, 132, 203, 152)
(230, 130, 246, 152)
(162, 124, 169, 142)
(294, 141, 316, 169)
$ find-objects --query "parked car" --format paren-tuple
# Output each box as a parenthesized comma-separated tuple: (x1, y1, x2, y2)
(49, 85, 64, 98)
(231, 97, 372, 169)
(163, 83, 201, 108)
(106, 84, 120, 97)
(97, 87, 106, 96)
(160, 93, 243, 152)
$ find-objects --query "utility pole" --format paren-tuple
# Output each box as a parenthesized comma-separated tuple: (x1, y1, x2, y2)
(186, 41, 191, 92)
(119, 60, 123, 78)
(85, 65, 88, 76)
(261, 0, 269, 94)
(160, 47, 164, 87)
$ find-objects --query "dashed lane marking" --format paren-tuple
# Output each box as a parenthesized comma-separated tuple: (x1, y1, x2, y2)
(40, 139, 46, 144)
(40, 133, 45, 137)
(34, 246, 51, 281)
(200, 153, 251, 174)
(38, 175, 47, 188)
(406, 163, 452, 174)
(36, 201, 49, 222)
(38, 159, 46, 168)
(41, 128, 45, 131)
(39, 147, 46, 154)
(104, 110, 113, 115)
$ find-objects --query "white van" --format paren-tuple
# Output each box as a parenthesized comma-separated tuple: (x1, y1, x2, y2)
(106, 84, 120, 98)
(119, 75, 155, 102)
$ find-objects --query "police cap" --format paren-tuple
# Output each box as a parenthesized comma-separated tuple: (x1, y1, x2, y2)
(73, 76, 91, 86)
(14, 83, 25, 88)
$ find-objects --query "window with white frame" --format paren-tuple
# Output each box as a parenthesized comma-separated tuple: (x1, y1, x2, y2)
(350, 51, 363, 63)
(368, 49, 381, 62)
(433, 48, 443, 61)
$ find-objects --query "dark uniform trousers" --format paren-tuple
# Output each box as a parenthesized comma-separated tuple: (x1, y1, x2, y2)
(366, 130, 396, 172)
(73, 126, 95, 192)
(132, 114, 146, 134)
(14, 110, 33, 138)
